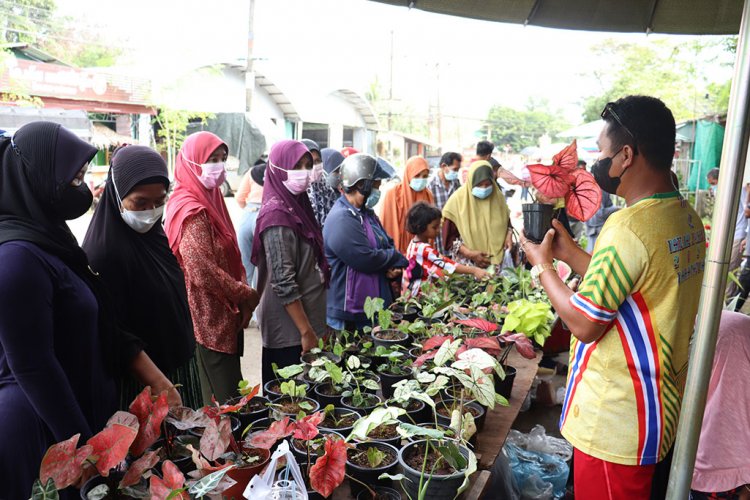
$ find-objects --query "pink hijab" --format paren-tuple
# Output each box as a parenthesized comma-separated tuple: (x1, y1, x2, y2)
(164, 131, 244, 281)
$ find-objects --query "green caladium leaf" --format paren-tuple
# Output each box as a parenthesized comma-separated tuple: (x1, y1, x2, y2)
(276, 364, 304, 379)
(434, 339, 462, 367)
(30, 479, 59, 500)
(189, 465, 237, 498)
(396, 423, 444, 440)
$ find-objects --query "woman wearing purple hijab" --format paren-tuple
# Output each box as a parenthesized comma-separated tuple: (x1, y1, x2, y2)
(251, 140, 329, 384)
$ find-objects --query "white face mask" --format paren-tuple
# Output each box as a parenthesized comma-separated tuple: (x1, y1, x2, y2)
(198, 161, 227, 190)
(121, 205, 165, 233)
(311, 163, 324, 183)
(112, 176, 164, 234)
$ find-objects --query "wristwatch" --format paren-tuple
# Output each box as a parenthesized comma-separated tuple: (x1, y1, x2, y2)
(531, 263, 556, 281)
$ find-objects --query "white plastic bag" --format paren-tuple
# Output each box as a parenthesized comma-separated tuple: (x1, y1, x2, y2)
(244, 440, 308, 500)
(525, 425, 573, 463)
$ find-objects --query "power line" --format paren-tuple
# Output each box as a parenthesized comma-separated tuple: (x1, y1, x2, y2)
(0, 7, 121, 38)
(3, 27, 135, 51)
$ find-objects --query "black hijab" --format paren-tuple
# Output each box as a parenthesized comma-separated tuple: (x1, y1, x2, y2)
(0, 122, 142, 375)
(83, 145, 195, 373)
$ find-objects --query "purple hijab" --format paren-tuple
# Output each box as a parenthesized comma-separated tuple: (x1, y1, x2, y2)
(251, 140, 330, 284)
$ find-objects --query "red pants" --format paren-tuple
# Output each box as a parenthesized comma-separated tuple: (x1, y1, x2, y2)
(574, 448, 656, 500)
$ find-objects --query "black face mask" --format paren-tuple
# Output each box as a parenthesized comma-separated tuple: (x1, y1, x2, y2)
(51, 182, 93, 220)
(591, 148, 626, 195)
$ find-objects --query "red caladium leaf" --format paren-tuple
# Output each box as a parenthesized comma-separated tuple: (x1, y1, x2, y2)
(422, 335, 453, 352)
(499, 333, 537, 360)
(309, 437, 349, 498)
(294, 411, 324, 440)
(107, 411, 139, 430)
(527, 163, 574, 198)
(565, 169, 602, 222)
(552, 139, 578, 171)
(185, 444, 228, 476)
(149, 461, 187, 500)
(414, 350, 438, 368)
(129, 389, 169, 456)
(87, 423, 137, 476)
(200, 416, 232, 461)
(39, 434, 93, 489)
(464, 336, 502, 356)
(455, 318, 499, 333)
(247, 417, 295, 449)
(557, 261, 573, 282)
(119, 450, 159, 488)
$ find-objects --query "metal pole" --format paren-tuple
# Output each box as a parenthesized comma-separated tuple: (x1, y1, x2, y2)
(666, 0, 750, 497)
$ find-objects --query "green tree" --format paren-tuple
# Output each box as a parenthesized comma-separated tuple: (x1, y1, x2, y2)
(154, 108, 214, 175)
(0, 0, 57, 44)
(485, 99, 568, 152)
(581, 38, 735, 122)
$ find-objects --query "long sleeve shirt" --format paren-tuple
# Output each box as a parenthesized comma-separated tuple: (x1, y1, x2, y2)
(179, 212, 255, 354)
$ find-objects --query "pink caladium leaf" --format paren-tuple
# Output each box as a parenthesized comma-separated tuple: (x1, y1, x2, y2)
(247, 417, 295, 449)
(86, 424, 137, 476)
(200, 417, 232, 461)
(106, 411, 139, 430)
(414, 350, 438, 368)
(309, 437, 349, 498)
(293, 412, 324, 440)
(165, 406, 213, 431)
(39, 434, 93, 489)
(422, 335, 454, 352)
(455, 318, 499, 333)
(119, 450, 159, 488)
(464, 336, 502, 356)
(149, 460, 188, 499)
(129, 388, 169, 457)
(499, 333, 537, 359)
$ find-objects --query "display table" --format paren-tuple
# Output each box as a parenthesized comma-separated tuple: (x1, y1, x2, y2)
(332, 349, 543, 499)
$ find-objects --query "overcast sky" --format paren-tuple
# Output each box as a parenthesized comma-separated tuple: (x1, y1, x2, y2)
(59, 0, 733, 129)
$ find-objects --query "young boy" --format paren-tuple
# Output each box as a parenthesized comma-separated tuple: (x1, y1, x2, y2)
(402, 201, 490, 296)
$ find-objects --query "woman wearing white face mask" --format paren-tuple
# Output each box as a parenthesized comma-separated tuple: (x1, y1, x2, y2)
(83, 145, 202, 409)
(251, 140, 329, 384)
(164, 132, 259, 405)
(380, 155, 434, 255)
(441, 160, 513, 269)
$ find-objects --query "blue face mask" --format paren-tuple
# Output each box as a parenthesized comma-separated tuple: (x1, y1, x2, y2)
(472, 186, 493, 199)
(410, 178, 429, 192)
(365, 188, 381, 209)
(444, 170, 459, 182)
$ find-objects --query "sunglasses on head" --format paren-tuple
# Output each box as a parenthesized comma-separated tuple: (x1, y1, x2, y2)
(601, 102, 639, 154)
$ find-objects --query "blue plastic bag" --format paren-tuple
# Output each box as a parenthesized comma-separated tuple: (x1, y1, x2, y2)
(504, 442, 569, 499)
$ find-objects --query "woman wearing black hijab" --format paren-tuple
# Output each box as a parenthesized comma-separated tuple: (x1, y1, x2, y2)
(0, 123, 176, 499)
(83, 145, 202, 409)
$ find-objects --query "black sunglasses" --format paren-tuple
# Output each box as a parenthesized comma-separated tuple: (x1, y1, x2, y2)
(601, 102, 639, 154)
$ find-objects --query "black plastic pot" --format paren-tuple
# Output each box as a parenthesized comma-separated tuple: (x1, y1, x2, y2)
(390, 303, 419, 323)
(407, 347, 422, 361)
(393, 400, 430, 425)
(225, 395, 271, 436)
(291, 430, 344, 463)
(377, 368, 412, 399)
(300, 350, 342, 366)
(270, 396, 320, 420)
(356, 486, 403, 500)
(361, 372, 382, 395)
(314, 383, 346, 408)
(435, 399, 486, 432)
(80, 470, 144, 499)
(495, 365, 517, 400)
(263, 378, 308, 399)
(346, 442, 400, 497)
(318, 407, 362, 434)
(341, 393, 383, 413)
(522, 203, 554, 243)
(398, 440, 470, 500)
(356, 423, 402, 449)
(372, 329, 411, 350)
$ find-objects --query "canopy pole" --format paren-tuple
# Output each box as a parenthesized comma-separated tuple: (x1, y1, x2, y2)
(666, 0, 750, 498)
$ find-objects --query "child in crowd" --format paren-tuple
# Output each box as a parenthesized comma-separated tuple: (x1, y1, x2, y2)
(402, 201, 490, 296)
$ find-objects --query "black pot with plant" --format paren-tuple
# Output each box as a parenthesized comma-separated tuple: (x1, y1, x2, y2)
(319, 406, 362, 434)
(346, 441, 400, 497)
(291, 429, 344, 463)
(356, 422, 402, 449)
(372, 329, 411, 350)
(226, 395, 271, 433)
(264, 378, 309, 399)
(522, 203, 554, 243)
(434, 398, 486, 432)
(80, 470, 143, 500)
(342, 393, 382, 413)
(393, 399, 430, 425)
(314, 382, 346, 408)
(301, 350, 342, 367)
(495, 365, 517, 400)
(398, 440, 471, 500)
(356, 486, 402, 500)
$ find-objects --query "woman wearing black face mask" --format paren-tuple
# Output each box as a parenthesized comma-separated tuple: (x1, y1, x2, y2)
(0, 123, 177, 499)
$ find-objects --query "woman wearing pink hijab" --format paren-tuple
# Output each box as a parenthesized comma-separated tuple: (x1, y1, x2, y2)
(165, 131, 259, 405)
(251, 140, 329, 384)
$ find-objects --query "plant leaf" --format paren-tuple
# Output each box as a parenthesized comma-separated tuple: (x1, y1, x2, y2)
(463, 336, 502, 356)
(85, 484, 110, 500)
(434, 339, 462, 367)
(309, 437, 349, 497)
(106, 411, 139, 430)
(129, 388, 169, 456)
(199, 417, 232, 461)
(276, 364, 305, 380)
(39, 434, 93, 490)
(454, 450, 478, 499)
(247, 417, 295, 449)
(454, 318, 498, 333)
(165, 406, 212, 431)
(293, 411, 324, 440)
(499, 332, 536, 359)
(527, 163, 573, 198)
(396, 423, 444, 440)
(437, 443, 467, 471)
(188, 464, 237, 498)
(30, 478, 59, 500)
(87, 423, 137, 477)
(120, 450, 160, 488)
(349, 407, 405, 441)
(421, 335, 453, 352)
(565, 169, 601, 222)
(552, 140, 578, 170)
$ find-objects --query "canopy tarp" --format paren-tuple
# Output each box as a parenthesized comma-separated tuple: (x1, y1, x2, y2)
(689, 120, 725, 190)
(370, 0, 742, 34)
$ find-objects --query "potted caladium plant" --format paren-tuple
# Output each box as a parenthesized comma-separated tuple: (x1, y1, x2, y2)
(264, 363, 307, 399)
(365, 297, 412, 349)
(271, 380, 320, 419)
(524, 140, 601, 242)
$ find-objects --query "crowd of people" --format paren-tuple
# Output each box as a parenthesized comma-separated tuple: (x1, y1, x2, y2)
(0, 95, 748, 500)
